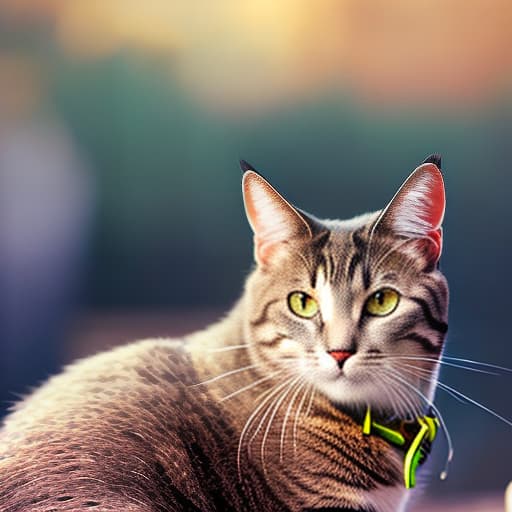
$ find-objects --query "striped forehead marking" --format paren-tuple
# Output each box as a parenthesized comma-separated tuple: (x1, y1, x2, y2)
(316, 264, 335, 323)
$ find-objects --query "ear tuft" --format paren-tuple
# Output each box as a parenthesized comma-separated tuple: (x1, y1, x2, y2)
(422, 153, 442, 170)
(242, 171, 311, 265)
(239, 159, 255, 173)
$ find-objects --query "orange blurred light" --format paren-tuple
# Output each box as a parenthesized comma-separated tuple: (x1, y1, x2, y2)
(0, 0, 511, 111)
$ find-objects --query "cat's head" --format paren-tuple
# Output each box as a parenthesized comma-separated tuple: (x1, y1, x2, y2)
(241, 157, 448, 417)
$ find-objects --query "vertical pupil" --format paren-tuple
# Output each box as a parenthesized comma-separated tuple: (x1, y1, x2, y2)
(376, 291, 385, 305)
(300, 293, 307, 309)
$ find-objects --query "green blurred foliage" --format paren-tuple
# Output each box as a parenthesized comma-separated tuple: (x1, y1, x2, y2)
(47, 52, 512, 315)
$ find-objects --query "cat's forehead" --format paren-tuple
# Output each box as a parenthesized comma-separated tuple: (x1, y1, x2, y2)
(317, 211, 380, 256)
(322, 211, 380, 234)
(299, 210, 422, 289)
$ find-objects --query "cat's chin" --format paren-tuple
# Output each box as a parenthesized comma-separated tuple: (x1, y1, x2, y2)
(316, 375, 425, 421)
(317, 374, 374, 405)
(315, 375, 400, 415)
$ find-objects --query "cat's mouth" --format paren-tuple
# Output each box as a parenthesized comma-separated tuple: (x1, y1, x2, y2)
(314, 349, 362, 383)
(321, 352, 375, 388)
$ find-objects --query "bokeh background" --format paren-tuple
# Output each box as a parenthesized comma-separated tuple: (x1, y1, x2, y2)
(1, 1, 511, 510)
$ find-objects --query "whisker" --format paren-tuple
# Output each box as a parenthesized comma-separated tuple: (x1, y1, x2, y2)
(248, 393, 282, 448)
(293, 383, 313, 455)
(260, 375, 303, 475)
(206, 344, 249, 353)
(397, 362, 512, 427)
(377, 373, 403, 418)
(191, 363, 260, 387)
(393, 380, 421, 418)
(304, 386, 316, 419)
(395, 364, 466, 404)
(380, 355, 499, 376)
(418, 358, 496, 376)
(280, 378, 307, 463)
(381, 371, 421, 419)
(192, 355, 306, 389)
(435, 379, 512, 428)
(383, 368, 454, 481)
(220, 370, 282, 402)
(237, 374, 294, 480)
(442, 355, 512, 374)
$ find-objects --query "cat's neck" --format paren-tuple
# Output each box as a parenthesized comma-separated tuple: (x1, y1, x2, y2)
(186, 296, 246, 353)
(185, 297, 251, 389)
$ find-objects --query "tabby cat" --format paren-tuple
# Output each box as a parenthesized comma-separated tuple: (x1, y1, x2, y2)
(0, 156, 448, 512)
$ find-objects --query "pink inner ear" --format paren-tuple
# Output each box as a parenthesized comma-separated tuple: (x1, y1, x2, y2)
(253, 236, 278, 264)
(421, 170, 445, 230)
(378, 163, 445, 265)
(388, 164, 445, 238)
(242, 170, 311, 266)
(426, 228, 443, 261)
(422, 170, 444, 260)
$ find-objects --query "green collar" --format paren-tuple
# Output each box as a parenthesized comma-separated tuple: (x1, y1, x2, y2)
(362, 406, 440, 489)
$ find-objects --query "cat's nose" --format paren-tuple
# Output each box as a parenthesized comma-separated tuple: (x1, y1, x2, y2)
(327, 350, 354, 367)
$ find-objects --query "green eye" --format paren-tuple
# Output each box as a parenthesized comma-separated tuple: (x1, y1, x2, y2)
(288, 291, 319, 318)
(365, 288, 400, 316)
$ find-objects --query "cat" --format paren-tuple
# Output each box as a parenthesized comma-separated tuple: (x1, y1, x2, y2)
(0, 156, 448, 512)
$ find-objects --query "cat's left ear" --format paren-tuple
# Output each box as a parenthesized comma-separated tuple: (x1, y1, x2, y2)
(374, 161, 445, 267)
(242, 165, 313, 265)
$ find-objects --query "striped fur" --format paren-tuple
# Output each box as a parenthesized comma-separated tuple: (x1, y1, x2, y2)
(0, 162, 448, 511)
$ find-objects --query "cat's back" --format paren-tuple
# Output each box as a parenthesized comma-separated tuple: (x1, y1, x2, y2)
(1, 338, 190, 440)
(0, 339, 242, 512)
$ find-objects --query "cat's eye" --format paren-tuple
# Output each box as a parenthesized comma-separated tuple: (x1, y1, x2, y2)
(288, 291, 319, 318)
(365, 288, 400, 316)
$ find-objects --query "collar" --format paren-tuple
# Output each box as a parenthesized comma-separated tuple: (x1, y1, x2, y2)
(362, 406, 439, 489)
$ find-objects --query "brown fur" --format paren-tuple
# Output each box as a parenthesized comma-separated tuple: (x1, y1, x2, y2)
(0, 318, 401, 511)
(0, 164, 448, 511)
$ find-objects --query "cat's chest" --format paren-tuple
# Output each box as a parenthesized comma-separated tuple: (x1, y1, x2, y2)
(185, 366, 403, 511)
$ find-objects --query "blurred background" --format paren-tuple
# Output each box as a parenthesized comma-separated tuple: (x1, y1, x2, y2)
(0, 1, 511, 510)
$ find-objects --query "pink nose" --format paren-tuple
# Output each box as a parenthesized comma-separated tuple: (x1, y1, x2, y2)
(328, 350, 354, 363)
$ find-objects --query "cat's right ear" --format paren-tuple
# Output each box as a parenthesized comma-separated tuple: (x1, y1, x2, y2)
(372, 161, 445, 268)
(242, 169, 312, 266)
